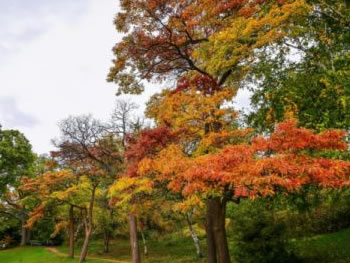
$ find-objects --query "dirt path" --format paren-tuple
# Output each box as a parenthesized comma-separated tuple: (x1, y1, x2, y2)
(45, 247, 130, 263)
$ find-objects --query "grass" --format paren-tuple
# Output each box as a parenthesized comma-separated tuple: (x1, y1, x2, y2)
(0, 246, 106, 263)
(2, 228, 350, 263)
(293, 227, 350, 263)
(57, 236, 207, 263)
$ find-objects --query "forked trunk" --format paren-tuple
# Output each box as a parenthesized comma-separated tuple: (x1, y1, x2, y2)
(129, 213, 141, 263)
(79, 186, 96, 263)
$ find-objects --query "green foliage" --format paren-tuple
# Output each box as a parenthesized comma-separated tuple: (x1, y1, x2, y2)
(229, 200, 302, 263)
(0, 127, 35, 191)
(247, 0, 350, 132)
(282, 189, 350, 237)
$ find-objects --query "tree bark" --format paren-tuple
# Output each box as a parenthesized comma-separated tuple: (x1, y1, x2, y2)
(140, 229, 148, 257)
(129, 213, 141, 263)
(186, 212, 202, 258)
(206, 200, 217, 263)
(103, 229, 110, 253)
(79, 186, 96, 263)
(20, 209, 27, 246)
(69, 205, 75, 258)
(74, 219, 83, 242)
(206, 198, 231, 263)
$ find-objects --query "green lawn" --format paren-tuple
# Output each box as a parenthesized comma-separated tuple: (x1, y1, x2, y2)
(2, 228, 350, 263)
(0, 246, 105, 263)
(293, 228, 350, 263)
(57, 236, 206, 263)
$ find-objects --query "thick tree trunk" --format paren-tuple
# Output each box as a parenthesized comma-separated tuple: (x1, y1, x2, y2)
(206, 198, 231, 263)
(20, 227, 27, 246)
(211, 198, 231, 263)
(20, 209, 27, 246)
(186, 212, 202, 258)
(79, 186, 96, 263)
(206, 201, 217, 263)
(129, 213, 141, 263)
(69, 205, 75, 258)
(103, 229, 110, 253)
(140, 230, 148, 257)
(25, 228, 31, 244)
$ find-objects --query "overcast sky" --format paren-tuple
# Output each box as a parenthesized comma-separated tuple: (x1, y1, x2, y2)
(0, 0, 250, 155)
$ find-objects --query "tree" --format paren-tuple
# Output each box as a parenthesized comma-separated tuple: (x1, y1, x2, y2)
(54, 114, 123, 262)
(108, 0, 309, 95)
(0, 126, 35, 246)
(107, 1, 336, 262)
(133, 120, 350, 263)
(247, 0, 350, 132)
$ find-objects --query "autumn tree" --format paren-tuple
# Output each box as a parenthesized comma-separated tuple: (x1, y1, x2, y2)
(21, 167, 82, 257)
(107, 1, 340, 263)
(136, 120, 350, 263)
(108, 100, 150, 263)
(54, 114, 123, 262)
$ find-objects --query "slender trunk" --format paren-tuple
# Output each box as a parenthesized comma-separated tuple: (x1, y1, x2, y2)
(79, 186, 96, 263)
(129, 213, 141, 263)
(208, 197, 231, 263)
(20, 209, 27, 246)
(74, 219, 83, 242)
(140, 230, 148, 257)
(104, 229, 110, 253)
(69, 205, 75, 258)
(186, 212, 202, 258)
(79, 226, 92, 263)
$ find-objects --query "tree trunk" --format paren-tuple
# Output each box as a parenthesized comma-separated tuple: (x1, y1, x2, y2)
(20, 209, 27, 246)
(186, 212, 202, 258)
(69, 205, 75, 258)
(74, 219, 83, 242)
(129, 213, 141, 263)
(79, 186, 96, 263)
(207, 197, 231, 263)
(206, 200, 217, 263)
(140, 229, 148, 257)
(26, 228, 31, 244)
(79, 226, 92, 263)
(104, 229, 110, 253)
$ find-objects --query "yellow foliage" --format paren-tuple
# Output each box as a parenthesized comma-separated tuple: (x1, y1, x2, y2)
(147, 86, 237, 137)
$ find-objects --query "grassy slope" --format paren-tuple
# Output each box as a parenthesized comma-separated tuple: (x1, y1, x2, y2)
(2, 228, 350, 263)
(293, 228, 350, 263)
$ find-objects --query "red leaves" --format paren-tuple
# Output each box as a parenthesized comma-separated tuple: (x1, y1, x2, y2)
(172, 74, 220, 95)
(253, 120, 347, 153)
(125, 126, 180, 177)
(167, 120, 350, 198)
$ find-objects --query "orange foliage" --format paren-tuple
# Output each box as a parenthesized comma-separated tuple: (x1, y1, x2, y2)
(137, 120, 350, 202)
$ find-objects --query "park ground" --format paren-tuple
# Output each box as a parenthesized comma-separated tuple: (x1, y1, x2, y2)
(2, 228, 350, 263)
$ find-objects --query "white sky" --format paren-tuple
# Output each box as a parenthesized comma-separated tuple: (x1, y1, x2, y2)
(0, 0, 251, 155)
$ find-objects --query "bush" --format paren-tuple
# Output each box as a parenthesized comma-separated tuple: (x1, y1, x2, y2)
(230, 200, 303, 263)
